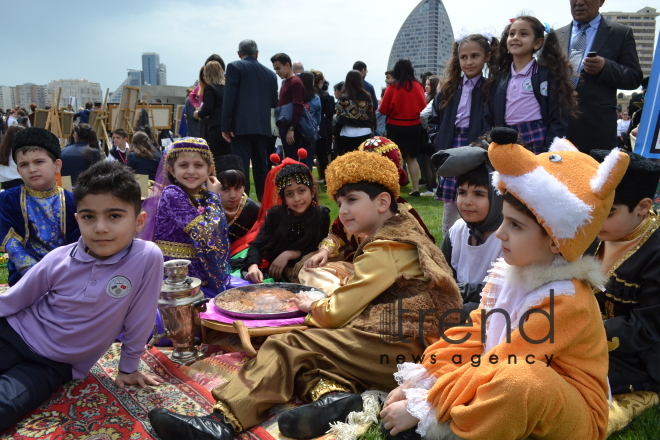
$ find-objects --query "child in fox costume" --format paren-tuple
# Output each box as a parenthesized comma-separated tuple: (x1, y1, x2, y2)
(380, 127, 630, 440)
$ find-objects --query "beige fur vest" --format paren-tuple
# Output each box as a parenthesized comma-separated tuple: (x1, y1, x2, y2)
(346, 211, 462, 339)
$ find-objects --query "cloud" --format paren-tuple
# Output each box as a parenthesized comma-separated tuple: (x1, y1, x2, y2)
(2, 0, 655, 93)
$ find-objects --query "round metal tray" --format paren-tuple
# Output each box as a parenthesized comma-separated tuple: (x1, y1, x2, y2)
(214, 283, 327, 319)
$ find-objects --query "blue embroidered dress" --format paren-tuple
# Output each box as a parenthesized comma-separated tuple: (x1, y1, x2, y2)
(0, 185, 80, 285)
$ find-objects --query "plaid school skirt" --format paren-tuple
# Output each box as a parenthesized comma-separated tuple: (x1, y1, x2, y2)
(506, 119, 547, 155)
(435, 127, 470, 202)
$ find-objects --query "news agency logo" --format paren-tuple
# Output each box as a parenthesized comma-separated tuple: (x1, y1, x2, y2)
(379, 289, 556, 346)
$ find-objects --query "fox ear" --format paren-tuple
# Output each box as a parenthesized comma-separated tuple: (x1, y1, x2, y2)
(548, 137, 579, 153)
(590, 148, 630, 199)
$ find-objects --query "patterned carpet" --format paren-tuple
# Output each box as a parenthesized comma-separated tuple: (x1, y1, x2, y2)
(180, 337, 302, 440)
(2, 344, 214, 440)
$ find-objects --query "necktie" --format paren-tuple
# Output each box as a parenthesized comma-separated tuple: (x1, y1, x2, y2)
(570, 22, 589, 87)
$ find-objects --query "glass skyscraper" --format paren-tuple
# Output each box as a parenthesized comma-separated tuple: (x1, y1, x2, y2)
(142, 52, 160, 86)
(388, 0, 454, 77)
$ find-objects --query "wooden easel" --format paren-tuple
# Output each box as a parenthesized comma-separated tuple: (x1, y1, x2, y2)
(90, 88, 111, 156)
(45, 88, 65, 147)
(111, 85, 140, 139)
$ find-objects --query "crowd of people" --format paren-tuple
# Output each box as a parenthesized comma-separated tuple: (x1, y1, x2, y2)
(1, 1, 659, 439)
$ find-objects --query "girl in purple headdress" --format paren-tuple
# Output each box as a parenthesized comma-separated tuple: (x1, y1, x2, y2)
(141, 137, 231, 297)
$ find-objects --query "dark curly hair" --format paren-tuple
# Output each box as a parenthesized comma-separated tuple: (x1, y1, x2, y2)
(74, 160, 142, 216)
(486, 16, 577, 117)
(439, 34, 498, 109)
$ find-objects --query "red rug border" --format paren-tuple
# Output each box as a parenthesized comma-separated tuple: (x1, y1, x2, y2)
(148, 347, 215, 402)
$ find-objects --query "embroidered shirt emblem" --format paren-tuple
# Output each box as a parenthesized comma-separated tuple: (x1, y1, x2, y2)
(540, 81, 548, 96)
(106, 276, 132, 298)
(522, 78, 533, 92)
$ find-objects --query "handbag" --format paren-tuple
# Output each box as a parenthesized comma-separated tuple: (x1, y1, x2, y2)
(275, 103, 319, 142)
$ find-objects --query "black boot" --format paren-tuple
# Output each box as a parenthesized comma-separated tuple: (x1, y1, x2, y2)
(380, 422, 422, 440)
(278, 392, 363, 439)
(148, 408, 235, 440)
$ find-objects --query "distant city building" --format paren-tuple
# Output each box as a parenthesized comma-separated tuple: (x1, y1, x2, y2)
(142, 52, 161, 86)
(159, 63, 167, 86)
(47, 79, 102, 108)
(14, 83, 48, 109)
(0, 86, 15, 110)
(388, 0, 454, 77)
(109, 70, 143, 103)
(127, 69, 142, 87)
(601, 7, 658, 78)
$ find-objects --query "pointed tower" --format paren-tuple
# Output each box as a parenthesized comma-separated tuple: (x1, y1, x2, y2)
(388, 0, 454, 77)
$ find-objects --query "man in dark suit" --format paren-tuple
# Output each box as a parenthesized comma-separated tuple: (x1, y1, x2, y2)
(557, 0, 642, 153)
(222, 39, 278, 201)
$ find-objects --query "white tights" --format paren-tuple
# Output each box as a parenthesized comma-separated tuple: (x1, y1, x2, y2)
(442, 202, 460, 237)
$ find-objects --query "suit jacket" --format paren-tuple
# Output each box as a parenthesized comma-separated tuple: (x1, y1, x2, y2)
(221, 56, 278, 137)
(557, 17, 642, 153)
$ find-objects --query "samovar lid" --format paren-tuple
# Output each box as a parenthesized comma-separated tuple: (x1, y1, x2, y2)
(161, 259, 203, 293)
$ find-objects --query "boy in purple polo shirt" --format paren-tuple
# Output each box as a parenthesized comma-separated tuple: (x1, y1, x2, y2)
(0, 161, 165, 432)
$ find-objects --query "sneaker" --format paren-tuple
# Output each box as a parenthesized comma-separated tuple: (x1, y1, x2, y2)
(409, 191, 421, 197)
(420, 191, 435, 196)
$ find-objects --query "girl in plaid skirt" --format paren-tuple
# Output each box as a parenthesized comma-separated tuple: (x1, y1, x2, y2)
(428, 33, 498, 235)
(484, 16, 577, 155)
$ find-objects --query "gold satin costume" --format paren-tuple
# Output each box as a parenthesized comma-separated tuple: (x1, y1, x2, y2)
(209, 212, 461, 431)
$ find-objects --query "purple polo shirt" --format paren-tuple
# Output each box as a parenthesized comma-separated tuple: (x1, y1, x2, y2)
(0, 238, 164, 379)
(505, 59, 542, 125)
(455, 74, 481, 128)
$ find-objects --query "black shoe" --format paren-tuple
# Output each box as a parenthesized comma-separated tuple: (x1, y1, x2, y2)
(410, 191, 421, 197)
(278, 392, 363, 439)
(148, 408, 235, 440)
(380, 422, 422, 440)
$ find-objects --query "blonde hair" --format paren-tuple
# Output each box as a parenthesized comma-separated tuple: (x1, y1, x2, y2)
(203, 61, 225, 86)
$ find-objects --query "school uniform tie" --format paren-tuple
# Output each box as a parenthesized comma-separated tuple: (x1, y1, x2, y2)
(570, 22, 589, 87)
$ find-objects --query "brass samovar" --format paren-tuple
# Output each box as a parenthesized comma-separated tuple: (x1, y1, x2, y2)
(148, 259, 208, 364)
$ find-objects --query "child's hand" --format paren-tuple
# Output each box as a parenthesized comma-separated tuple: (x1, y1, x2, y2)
(304, 249, 329, 268)
(269, 251, 300, 280)
(383, 385, 406, 408)
(286, 130, 295, 145)
(289, 292, 314, 313)
(206, 176, 222, 194)
(246, 264, 264, 284)
(380, 400, 419, 436)
(115, 370, 164, 389)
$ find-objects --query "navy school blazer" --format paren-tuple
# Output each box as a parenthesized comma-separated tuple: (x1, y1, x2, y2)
(428, 77, 486, 151)
(483, 64, 568, 152)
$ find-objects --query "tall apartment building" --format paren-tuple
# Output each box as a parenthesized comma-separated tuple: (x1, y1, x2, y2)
(142, 52, 161, 85)
(601, 7, 658, 78)
(47, 79, 102, 108)
(14, 83, 48, 109)
(388, 0, 454, 77)
(0, 86, 15, 110)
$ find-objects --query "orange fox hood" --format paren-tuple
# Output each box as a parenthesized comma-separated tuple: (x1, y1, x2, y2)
(488, 129, 629, 262)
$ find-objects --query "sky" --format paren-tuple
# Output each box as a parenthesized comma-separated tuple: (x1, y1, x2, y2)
(1, 0, 656, 94)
